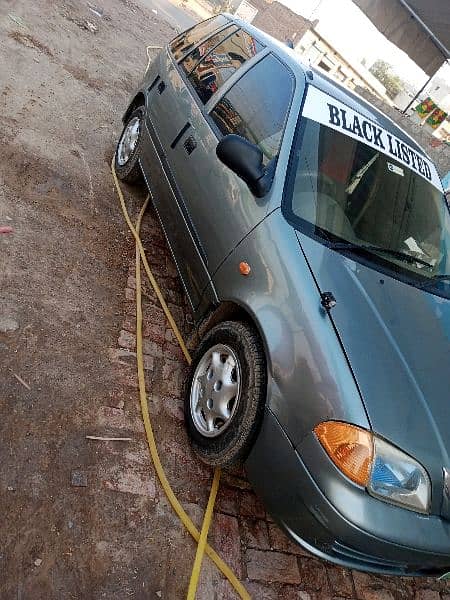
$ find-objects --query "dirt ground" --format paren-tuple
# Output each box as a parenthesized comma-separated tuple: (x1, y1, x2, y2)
(0, 1, 185, 597)
(1, 1, 450, 599)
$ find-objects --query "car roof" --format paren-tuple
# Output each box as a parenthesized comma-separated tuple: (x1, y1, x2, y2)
(223, 13, 428, 159)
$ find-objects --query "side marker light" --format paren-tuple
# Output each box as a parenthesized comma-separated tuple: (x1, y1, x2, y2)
(239, 262, 251, 276)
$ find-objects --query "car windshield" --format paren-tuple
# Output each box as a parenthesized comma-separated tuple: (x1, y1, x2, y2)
(285, 117, 450, 298)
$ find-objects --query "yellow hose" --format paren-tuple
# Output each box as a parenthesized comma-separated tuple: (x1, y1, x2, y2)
(111, 159, 250, 599)
(187, 467, 221, 600)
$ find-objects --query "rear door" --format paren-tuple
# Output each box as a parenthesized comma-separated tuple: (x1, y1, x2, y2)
(146, 15, 235, 150)
(144, 16, 236, 307)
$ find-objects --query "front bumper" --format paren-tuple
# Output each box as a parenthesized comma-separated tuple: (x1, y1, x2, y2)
(245, 408, 450, 576)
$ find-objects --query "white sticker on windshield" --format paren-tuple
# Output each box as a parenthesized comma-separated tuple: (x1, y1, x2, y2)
(302, 86, 443, 191)
(404, 236, 425, 255)
(387, 163, 404, 176)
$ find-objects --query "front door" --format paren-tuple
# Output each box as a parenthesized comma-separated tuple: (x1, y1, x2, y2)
(168, 49, 295, 283)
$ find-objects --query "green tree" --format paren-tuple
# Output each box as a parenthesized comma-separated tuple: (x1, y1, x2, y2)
(369, 60, 404, 99)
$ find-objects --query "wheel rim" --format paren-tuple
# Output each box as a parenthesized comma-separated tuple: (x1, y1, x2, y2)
(190, 343, 241, 438)
(117, 116, 140, 166)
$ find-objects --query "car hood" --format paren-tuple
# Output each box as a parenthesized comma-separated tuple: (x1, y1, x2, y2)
(297, 232, 450, 491)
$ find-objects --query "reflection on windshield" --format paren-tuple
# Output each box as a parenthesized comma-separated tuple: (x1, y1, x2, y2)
(346, 153, 379, 194)
(287, 118, 450, 297)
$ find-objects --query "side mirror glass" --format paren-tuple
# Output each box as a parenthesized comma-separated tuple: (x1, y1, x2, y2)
(216, 134, 274, 198)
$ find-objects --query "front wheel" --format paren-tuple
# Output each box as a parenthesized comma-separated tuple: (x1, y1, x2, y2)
(184, 320, 267, 467)
(114, 106, 144, 183)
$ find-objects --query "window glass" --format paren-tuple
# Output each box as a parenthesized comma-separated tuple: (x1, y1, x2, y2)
(188, 29, 264, 105)
(180, 25, 238, 77)
(170, 15, 229, 61)
(285, 118, 450, 297)
(210, 54, 294, 162)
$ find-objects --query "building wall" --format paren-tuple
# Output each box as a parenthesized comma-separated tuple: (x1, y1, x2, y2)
(248, 0, 312, 44)
(295, 29, 388, 102)
(429, 79, 450, 111)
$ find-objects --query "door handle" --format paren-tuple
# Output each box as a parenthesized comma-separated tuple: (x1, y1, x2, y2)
(183, 135, 197, 155)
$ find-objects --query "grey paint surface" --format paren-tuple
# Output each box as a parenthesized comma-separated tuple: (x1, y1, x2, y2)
(127, 14, 450, 573)
(210, 209, 370, 447)
(298, 233, 450, 515)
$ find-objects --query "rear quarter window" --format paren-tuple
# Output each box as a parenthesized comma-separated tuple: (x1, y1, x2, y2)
(170, 15, 229, 61)
(187, 29, 264, 105)
(180, 25, 239, 77)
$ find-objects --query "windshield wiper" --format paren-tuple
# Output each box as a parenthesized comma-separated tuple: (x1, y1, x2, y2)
(416, 274, 450, 290)
(329, 241, 434, 269)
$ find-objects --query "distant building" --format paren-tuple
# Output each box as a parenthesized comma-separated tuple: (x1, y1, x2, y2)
(233, 0, 312, 46)
(295, 27, 391, 103)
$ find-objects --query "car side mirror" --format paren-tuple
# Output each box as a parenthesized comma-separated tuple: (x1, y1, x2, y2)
(216, 134, 274, 198)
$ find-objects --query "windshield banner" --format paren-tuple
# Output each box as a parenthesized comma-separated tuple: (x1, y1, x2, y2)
(302, 85, 443, 191)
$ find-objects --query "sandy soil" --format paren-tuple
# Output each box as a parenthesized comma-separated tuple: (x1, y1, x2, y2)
(0, 1, 179, 597)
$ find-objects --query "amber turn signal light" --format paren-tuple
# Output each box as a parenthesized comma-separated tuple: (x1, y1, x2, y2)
(314, 421, 374, 486)
(239, 261, 251, 276)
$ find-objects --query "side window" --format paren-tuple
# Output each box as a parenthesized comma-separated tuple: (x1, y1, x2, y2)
(180, 25, 239, 77)
(210, 54, 294, 162)
(170, 15, 229, 61)
(187, 29, 264, 105)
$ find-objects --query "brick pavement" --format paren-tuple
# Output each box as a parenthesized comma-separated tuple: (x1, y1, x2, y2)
(109, 204, 449, 599)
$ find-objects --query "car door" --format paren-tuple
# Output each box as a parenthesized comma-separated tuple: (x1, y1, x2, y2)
(146, 15, 236, 151)
(143, 16, 237, 308)
(169, 47, 296, 286)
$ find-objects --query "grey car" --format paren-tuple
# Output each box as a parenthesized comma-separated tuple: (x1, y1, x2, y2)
(115, 14, 450, 575)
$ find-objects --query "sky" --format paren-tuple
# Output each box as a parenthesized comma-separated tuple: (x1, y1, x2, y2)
(279, 0, 450, 89)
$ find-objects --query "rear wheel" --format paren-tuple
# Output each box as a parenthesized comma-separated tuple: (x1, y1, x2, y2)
(184, 320, 266, 466)
(114, 106, 144, 183)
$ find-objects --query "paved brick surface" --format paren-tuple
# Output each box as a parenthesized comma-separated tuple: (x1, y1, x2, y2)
(112, 204, 450, 599)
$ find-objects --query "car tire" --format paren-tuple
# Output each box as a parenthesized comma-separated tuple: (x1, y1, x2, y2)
(184, 320, 267, 467)
(114, 106, 144, 184)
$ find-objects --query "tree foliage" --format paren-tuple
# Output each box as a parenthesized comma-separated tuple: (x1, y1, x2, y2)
(369, 60, 404, 99)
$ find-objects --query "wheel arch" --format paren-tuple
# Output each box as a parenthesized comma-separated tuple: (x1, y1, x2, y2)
(197, 299, 273, 381)
(122, 92, 146, 123)
(187, 305, 269, 466)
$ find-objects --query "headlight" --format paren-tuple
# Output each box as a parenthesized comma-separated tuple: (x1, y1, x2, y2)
(368, 437, 431, 513)
(314, 421, 431, 514)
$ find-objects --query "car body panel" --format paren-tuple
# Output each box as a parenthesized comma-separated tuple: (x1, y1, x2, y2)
(142, 46, 288, 309)
(297, 232, 450, 515)
(138, 33, 307, 310)
(211, 209, 370, 445)
(245, 407, 450, 575)
(142, 50, 211, 307)
(156, 53, 270, 278)
(139, 119, 214, 309)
